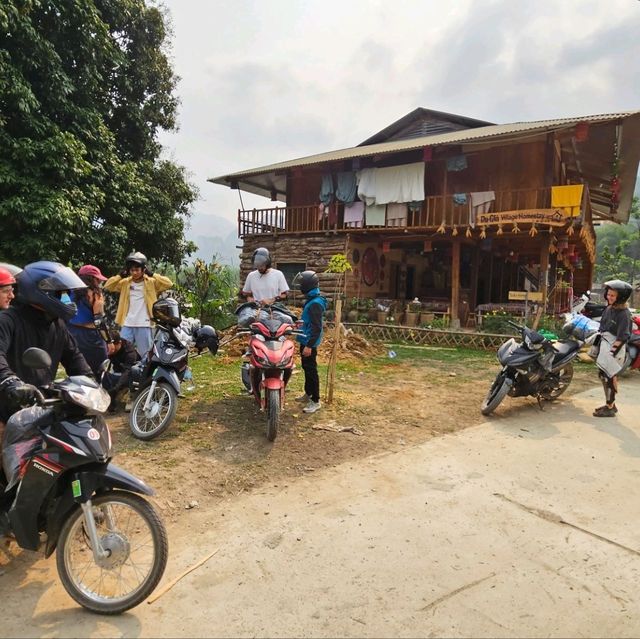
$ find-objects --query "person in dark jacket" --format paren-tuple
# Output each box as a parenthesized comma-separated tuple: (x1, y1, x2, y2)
(67, 264, 109, 377)
(103, 329, 141, 411)
(593, 279, 633, 417)
(0, 261, 93, 427)
(293, 271, 327, 414)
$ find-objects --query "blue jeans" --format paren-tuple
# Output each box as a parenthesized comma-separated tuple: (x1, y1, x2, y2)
(120, 326, 154, 360)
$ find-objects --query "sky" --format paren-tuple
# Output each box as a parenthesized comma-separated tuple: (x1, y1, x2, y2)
(158, 0, 640, 233)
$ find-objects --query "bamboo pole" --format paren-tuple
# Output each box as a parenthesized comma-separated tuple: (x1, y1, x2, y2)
(326, 298, 342, 404)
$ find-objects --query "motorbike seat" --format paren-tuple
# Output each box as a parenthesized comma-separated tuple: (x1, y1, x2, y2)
(552, 340, 580, 362)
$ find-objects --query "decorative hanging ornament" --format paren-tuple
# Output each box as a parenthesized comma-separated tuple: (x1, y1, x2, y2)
(465, 226, 472, 238)
(496, 223, 504, 235)
(479, 226, 487, 239)
(567, 222, 575, 236)
(452, 225, 458, 237)
(437, 221, 446, 234)
(511, 222, 520, 233)
(529, 223, 538, 237)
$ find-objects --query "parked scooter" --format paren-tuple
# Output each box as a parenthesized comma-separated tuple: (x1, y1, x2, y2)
(128, 298, 218, 440)
(1, 347, 168, 614)
(236, 303, 304, 441)
(481, 320, 596, 415)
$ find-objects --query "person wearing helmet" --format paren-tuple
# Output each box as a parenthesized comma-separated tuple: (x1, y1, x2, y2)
(292, 270, 327, 414)
(0, 261, 93, 426)
(102, 330, 141, 412)
(67, 265, 110, 377)
(241, 247, 289, 305)
(0, 267, 17, 310)
(104, 251, 173, 359)
(592, 279, 633, 417)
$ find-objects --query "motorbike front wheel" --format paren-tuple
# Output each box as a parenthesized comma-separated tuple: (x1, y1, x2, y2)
(266, 388, 280, 441)
(129, 382, 178, 440)
(481, 372, 511, 415)
(56, 491, 168, 614)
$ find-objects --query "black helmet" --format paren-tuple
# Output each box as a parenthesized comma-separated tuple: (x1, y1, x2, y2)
(16, 261, 86, 321)
(603, 279, 633, 305)
(193, 325, 219, 355)
(152, 298, 181, 326)
(126, 251, 147, 269)
(293, 270, 319, 295)
(252, 247, 271, 270)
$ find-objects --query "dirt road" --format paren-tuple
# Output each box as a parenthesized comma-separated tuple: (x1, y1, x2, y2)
(2, 376, 639, 638)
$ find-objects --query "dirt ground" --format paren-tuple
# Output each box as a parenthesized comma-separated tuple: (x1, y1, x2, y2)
(106, 336, 599, 525)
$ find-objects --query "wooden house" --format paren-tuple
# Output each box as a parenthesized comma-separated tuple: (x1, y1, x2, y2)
(210, 108, 640, 326)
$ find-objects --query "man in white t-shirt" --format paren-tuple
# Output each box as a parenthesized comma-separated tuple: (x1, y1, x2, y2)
(241, 248, 289, 305)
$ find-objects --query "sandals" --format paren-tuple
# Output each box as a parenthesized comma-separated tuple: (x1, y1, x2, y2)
(593, 405, 617, 417)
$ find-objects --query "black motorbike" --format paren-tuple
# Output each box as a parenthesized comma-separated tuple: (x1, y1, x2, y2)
(1, 348, 168, 614)
(128, 298, 218, 440)
(481, 320, 586, 415)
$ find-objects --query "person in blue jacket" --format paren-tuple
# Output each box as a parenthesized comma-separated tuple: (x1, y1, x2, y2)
(293, 271, 327, 414)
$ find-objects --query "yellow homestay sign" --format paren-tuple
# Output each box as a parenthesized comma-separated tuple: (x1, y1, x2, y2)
(477, 209, 568, 226)
(509, 290, 544, 302)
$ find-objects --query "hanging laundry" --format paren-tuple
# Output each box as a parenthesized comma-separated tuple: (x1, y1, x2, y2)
(408, 201, 423, 212)
(386, 203, 408, 227)
(327, 202, 338, 227)
(374, 162, 425, 204)
(319, 174, 334, 206)
(335, 171, 358, 204)
(551, 184, 584, 217)
(446, 155, 468, 172)
(356, 168, 377, 206)
(469, 191, 495, 227)
(344, 201, 365, 227)
(365, 203, 386, 226)
(453, 193, 468, 205)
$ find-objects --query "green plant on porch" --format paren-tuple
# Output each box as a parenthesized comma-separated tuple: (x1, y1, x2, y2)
(479, 310, 519, 334)
(420, 316, 449, 330)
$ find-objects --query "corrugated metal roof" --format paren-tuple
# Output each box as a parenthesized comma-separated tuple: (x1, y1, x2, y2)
(210, 111, 638, 183)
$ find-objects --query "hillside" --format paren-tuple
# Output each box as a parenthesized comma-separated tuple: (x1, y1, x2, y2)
(185, 212, 240, 265)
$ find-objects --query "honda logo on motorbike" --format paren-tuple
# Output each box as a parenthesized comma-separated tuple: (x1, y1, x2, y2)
(87, 428, 101, 441)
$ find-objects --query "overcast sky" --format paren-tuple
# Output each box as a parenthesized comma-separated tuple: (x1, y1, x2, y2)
(158, 0, 640, 230)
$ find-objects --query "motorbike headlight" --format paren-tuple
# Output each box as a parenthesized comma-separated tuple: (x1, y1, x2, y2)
(66, 386, 111, 414)
(255, 354, 271, 367)
(278, 353, 292, 367)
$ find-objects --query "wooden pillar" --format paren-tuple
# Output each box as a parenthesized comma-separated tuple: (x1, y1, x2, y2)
(487, 252, 494, 302)
(470, 245, 480, 312)
(450, 239, 461, 328)
(539, 234, 551, 313)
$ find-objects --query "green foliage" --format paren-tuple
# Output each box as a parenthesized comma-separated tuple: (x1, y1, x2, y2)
(0, 0, 197, 269)
(479, 311, 519, 334)
(420, 316, 450, 330)
(595, 197, 640, 284)
(174, 257, 240, 329)
(326, 254, 352, 274)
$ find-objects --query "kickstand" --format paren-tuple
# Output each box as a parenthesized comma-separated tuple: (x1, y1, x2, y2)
(536, 395, 545, 411)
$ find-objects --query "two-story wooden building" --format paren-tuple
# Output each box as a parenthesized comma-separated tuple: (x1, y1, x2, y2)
(211, 108, 640, 326)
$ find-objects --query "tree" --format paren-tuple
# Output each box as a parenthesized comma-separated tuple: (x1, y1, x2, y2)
(595, 197, 640, 284)
(0, 0, 197, 269)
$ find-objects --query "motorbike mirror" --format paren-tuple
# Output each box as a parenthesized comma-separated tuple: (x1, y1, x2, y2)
(22, 347, 52, 370)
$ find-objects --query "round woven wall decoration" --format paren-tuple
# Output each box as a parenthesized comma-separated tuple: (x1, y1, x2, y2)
(361, 247, 379, 286)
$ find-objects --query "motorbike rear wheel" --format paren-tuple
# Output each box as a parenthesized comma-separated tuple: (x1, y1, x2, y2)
(543, 363, 574, 400)
(481, 372, 510, 415)
(56, 491, 168, 614)
(266, 388, 280, 441)
(129, 382, 178, 440)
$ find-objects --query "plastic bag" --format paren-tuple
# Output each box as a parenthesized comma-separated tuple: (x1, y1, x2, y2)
(2, 406, 51, 490)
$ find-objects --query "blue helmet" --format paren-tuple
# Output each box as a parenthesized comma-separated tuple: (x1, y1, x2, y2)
(16, 261, 87, 321)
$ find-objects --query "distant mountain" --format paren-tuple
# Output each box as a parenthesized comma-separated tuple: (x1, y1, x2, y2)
(184, 212, 241, 265)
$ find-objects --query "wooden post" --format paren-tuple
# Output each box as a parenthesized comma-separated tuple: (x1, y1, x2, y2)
(450, 239, 461, 328)
(326, 298, 342, 404)
(539, 233, 551, 314)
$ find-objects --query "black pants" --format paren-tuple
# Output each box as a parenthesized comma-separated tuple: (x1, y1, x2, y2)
(300, 345, 319, 402)
(68, 325, 108, 378)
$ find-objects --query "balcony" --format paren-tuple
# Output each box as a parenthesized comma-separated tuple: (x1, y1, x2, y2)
(237, 186, 592, 238)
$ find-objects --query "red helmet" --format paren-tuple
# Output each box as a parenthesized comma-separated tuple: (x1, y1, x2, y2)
(0, 267, 16, 287)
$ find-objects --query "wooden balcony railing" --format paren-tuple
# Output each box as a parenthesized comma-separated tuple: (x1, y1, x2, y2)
(238, 186, 591, 237)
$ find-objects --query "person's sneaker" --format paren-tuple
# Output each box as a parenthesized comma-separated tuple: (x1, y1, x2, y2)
(295, 393, 310, 403)
(303, 400, 321, 414)
(593, 405, 617, 417)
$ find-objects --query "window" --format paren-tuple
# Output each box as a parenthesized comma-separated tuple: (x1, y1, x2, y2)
(277, 262, 307, 287)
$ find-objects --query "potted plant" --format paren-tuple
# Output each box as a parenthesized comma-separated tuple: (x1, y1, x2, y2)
(404, 298, 421, 327)
(376, 299, 392, 324)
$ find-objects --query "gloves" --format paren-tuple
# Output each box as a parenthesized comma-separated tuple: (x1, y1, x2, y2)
(144, 267, 154, 277)
(4, 380, 40, 408)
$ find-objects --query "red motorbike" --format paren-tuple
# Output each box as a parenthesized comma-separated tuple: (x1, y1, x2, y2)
(237, 304, 304, 441)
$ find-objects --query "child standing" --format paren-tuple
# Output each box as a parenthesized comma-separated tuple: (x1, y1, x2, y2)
(294, 271, 327, 414)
